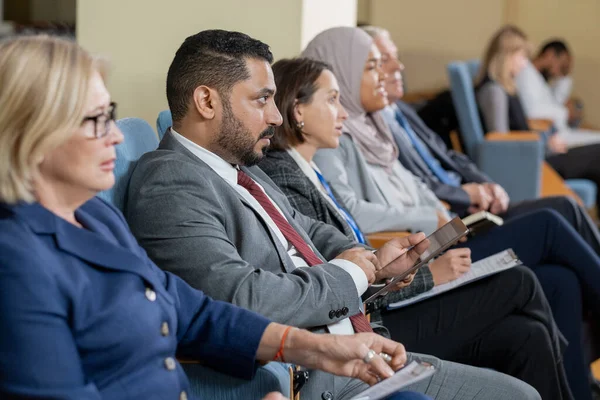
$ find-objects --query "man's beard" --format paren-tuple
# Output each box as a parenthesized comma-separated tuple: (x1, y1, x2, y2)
(217, 99, 274, 166)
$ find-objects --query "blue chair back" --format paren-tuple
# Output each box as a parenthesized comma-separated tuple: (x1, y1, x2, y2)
(157, 110, 173, 139)
(466, 59, 481, 80)
(97, 118, 159, 212)
(447, 61, 486, 159)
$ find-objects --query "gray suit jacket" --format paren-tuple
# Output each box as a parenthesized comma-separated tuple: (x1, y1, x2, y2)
(126, 132, 379, 399)
(126, 131, 362, 330)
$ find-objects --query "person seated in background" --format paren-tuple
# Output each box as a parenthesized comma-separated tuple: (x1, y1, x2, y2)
(476, 25, 600, 211)
(360, 25, 600, 257)
(0, 34, 431, 400)
(515, 38, 580, 129)
(125, 29, 547, 400)
(303, 26, 600, 400)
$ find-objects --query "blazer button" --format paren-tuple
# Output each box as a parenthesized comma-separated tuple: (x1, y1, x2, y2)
(329, 310, 335, 319)
(161, 322, 169, 336)
(335, 310, 342, 318)
(342, 307, 349, 316)
(145, 287, 157, 302)
(179, 391, 188, 400)
(321, 391, 333, 400)
(164, 357, 176, 371)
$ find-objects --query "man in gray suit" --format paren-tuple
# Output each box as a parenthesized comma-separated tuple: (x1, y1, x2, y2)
(126, 29, 555, 400)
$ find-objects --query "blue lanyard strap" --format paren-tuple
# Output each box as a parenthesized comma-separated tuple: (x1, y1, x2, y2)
(313, 169, 366, 244)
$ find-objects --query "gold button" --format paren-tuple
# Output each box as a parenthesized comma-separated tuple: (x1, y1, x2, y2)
(180, 391, 188, 400)
(161, 322, 169, 336)
(164, 357, 176, 371)
(145, 287, 157, 302)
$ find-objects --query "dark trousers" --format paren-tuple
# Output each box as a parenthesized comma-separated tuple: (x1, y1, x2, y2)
(503, 195, 600, 258)
(464, 209, 600, 400)
(381, 265, 572, 400)
(546, 143, 600, 209)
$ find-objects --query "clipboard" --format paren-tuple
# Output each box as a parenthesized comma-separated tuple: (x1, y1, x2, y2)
(364, 217, 469, 305)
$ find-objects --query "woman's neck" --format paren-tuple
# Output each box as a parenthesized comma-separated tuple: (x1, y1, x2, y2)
(34, 181, 89, 227)
(293, 142, 318, 163)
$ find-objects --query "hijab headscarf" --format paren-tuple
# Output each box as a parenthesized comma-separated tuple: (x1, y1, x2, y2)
(301, 27, 399, 172)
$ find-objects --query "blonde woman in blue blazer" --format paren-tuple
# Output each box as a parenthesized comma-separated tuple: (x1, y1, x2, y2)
(0, 35, 428, 400)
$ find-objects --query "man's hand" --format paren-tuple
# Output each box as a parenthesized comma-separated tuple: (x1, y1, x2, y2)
(462, 183, 492, 213)
(483, 183, 510, 214)
(548, 135, 568, 154)
(335, 248, 380, 284)
(388, 271, 416, 291)
(286, 330, 408, 386)
(374, 233, 429, 281)
(429, 248, 471, 285)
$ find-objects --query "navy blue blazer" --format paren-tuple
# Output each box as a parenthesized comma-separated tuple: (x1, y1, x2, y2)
(0, 197, 270, 400)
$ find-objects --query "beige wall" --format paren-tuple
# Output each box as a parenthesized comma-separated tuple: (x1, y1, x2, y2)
(77, 0, 303, 126)
(77, 0, 357, 127)
(506, 0, 600, 127)
(300, 0, 357, 49)
(368, 0, 506, 92)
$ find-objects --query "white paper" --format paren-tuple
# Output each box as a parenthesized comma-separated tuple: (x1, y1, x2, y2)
(350, 361, 436, 400)
(388, 249, 521, 309)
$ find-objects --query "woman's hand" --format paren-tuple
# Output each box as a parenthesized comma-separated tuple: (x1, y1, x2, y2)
(285, 330, 407, 386)
(261, 393, 288, 400)
(429, 248, 471, 285)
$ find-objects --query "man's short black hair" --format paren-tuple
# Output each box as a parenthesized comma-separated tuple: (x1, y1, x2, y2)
(166, 29, 273, 123)
(538, 40, 569, 57)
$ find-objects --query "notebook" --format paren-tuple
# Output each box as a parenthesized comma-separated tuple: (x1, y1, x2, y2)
(387, 249, 521, 310)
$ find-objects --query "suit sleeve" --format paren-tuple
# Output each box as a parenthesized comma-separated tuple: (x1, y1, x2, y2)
(0, 228, 102, 400)
(313, 136, 439, 235)
(126, 159, 360, 329)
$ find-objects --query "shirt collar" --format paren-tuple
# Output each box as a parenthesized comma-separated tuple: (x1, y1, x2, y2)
(170, 128, 238, 185)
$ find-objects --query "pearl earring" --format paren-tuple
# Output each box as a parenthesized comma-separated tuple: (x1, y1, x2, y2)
(296, 121, 305, 130)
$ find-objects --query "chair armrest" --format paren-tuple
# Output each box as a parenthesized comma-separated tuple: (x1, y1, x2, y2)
(182, 361, 292, 399)
(366, 231, 411, 249)
(541, 162, 583, 206)
(485, 131, 540, 141)
(528, 119, 553, 132)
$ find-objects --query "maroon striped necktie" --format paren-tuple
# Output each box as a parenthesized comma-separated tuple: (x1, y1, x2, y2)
(237, 170, 373, 333)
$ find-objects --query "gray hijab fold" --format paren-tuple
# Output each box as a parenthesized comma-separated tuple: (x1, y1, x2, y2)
(301, 27, 399, 172)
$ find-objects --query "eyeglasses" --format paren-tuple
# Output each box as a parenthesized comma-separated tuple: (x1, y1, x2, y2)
(82, 102, 117, 139)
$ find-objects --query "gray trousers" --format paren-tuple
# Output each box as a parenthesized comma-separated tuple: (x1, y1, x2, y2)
(305, 352, 539, 400)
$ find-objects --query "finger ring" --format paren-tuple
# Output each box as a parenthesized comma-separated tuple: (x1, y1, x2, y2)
(379, 352, 392, 363)
(363, 349, 376, 364)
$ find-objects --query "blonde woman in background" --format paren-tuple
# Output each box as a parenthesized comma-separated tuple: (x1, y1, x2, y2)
(475, 25, 600, 212)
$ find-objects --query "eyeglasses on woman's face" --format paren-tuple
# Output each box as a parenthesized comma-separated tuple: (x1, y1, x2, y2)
(81, 102, 117, 139)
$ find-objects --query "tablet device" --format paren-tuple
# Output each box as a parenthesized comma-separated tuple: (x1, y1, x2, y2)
(363, 217, 469, 304)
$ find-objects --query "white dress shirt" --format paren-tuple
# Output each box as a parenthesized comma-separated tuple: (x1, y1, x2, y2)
(171, 129, 366, 334)
(515, 61, 600, 148)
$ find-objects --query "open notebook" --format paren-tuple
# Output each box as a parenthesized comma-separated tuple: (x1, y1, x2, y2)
(388, 249, 521, 310)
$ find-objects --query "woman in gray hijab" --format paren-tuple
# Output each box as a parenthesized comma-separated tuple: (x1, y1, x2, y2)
(304, 27, 449, 236)
(302, 26, 577, 400)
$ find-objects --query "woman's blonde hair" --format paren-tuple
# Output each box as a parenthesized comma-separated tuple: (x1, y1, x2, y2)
(0, 35, 107, 204)
(477, 25, 531, 94)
